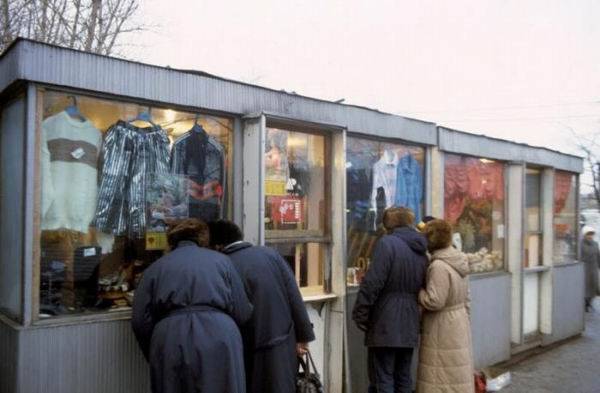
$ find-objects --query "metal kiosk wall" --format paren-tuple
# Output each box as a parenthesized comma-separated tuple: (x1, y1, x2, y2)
(436, 127, 584, 366)
(0, 39, 586, 393)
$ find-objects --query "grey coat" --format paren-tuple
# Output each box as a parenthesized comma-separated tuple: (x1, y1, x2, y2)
(582, 238, 600, 299)
(223, 242, 315, 393)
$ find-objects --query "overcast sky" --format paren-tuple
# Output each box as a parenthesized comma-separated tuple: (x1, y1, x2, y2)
(131, 0, 600, 163)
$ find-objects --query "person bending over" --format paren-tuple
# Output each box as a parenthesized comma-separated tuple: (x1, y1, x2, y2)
(208, 220, 315, 393)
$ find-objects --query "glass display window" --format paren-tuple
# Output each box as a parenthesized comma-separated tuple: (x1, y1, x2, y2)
(345, 136, 425, 285)
(525, 168, 543, 268)
(267, 242, 327, 295)
(444, 154, 505, 273)
(264, 126, 331, 294)
(37, 89, 233, 319)
(553, 171, 578, 264)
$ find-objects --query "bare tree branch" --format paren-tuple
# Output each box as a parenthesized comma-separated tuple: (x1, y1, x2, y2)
(0, 0, 146, 55)
(565, 124, 600, 209)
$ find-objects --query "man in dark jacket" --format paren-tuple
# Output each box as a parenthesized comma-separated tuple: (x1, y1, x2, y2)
(352, 207, 428, 393)
(208, 220, 316, 393)
(582, 226, 600, 312)
(132, 219, 253, 393)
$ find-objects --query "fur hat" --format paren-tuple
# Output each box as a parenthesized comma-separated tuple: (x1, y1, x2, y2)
(167, 218, 210, 249)
(425, 219, 453, 252)
(383, 207, 415, 231)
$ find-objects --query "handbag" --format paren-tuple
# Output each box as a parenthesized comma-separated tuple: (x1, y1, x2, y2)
(296, 350, 323, 393)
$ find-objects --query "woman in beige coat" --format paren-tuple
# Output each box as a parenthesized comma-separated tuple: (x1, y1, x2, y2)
(417, 219, 474, 393)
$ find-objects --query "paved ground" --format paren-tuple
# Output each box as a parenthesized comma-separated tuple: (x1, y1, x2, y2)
(502, 297, 600, 393)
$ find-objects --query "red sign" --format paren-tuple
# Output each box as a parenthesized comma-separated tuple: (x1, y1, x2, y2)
(270, 196, 303, 225)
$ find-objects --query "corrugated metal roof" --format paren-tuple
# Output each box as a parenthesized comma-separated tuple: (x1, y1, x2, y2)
(438, 126, 583, 173)
(0, 38, 437, 145)
(0, 38, 586, 169)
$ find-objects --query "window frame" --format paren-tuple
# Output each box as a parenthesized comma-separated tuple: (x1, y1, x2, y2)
(263, 119, 335, 295)
(442, 152, 509, 274)
(524, 167, 544, 270)
(344, 132, 429, 284)
(552, 171, 579, 265)
(0, 85, 28, 324)
(30, 85, 238, 325)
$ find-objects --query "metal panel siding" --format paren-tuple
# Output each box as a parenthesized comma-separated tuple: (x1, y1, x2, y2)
(438, 127, 583, 173)
(0, 98, 25, 318)
(3, 40, 436, 145)
(469, 274, 512, 368)
(0, 46, 22, 92)
(0, 320, 18, 393)
(345, 289, 369, 393)
(17, 320, 149, 393)
(546, 263, 585, 345)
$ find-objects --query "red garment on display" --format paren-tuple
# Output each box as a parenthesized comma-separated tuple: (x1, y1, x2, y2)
(554, 171, 573, 214)
(444, 156, 504, 223)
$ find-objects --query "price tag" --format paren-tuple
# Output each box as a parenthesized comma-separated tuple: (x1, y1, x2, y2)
(146, 232, 168, 250)
(83, 247, 96, 257)
(265, 180, 287, 196)
(71, 147, 85, 159)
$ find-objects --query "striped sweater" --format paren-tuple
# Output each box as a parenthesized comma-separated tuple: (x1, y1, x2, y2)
(41, 111, 102, 233)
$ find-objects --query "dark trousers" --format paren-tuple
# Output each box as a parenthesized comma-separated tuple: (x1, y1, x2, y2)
(368, 347, 414, 393)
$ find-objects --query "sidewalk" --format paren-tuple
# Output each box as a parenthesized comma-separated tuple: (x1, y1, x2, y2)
(503, 297, 600, 393)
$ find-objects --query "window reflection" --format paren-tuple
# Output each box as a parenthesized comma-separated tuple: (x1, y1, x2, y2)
(444, 154, 505, 273)
(38, 90, 233, 318)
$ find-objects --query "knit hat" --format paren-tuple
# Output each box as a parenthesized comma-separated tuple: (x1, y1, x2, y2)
(582, 226, 596, 236)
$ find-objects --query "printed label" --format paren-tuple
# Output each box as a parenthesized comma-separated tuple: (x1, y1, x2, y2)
(265, 180, 287, 196)
(83, 247, 96, 257)
(71, 147, 85, 159)
(146, 232, 168, 250)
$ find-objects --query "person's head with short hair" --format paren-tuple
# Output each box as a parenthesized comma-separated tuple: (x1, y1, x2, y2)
(167, 218, 209, 250)
(208, 220, 244, 251)
(424, 219, 453, 253)
(382, 207, 415, 232)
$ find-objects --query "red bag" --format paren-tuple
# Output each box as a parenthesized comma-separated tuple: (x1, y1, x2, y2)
(474, 372, 486, 393)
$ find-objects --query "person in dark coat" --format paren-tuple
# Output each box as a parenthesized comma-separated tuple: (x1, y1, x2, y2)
(352, 207, 428, 393)
(208, 220, 316, 393)
(582, 226, 600, 312)
(132, 219, 253, 393)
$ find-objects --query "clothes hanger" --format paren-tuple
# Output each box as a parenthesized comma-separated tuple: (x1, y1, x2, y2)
(191, 114, 207, 135)
(65, 96, 86, 122)
(128, 106, 158, 127)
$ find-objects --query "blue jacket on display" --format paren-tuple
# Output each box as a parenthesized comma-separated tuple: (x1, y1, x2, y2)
(394, 154, 423, 222)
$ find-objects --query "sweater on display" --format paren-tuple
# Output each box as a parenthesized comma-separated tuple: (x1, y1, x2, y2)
(41, 111, 102, 233)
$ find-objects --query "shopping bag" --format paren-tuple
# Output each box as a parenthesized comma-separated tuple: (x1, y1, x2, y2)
(474, 372, 486, 393)
(297, 350, 323, 393)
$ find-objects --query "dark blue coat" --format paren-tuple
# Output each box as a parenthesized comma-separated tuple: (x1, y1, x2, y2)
(223, 242, 315, 393)
(132, 241, 253, 393)
(352, 227, 427, 348)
